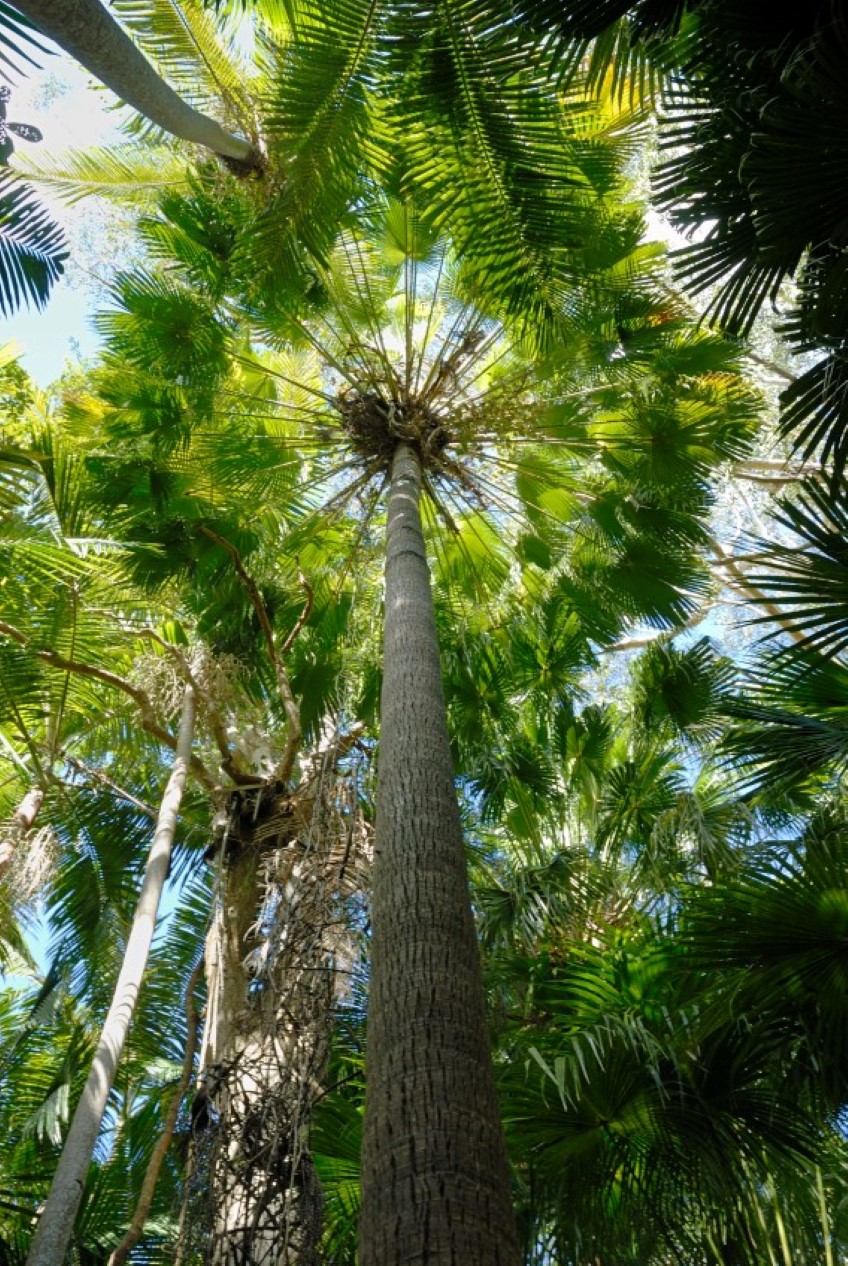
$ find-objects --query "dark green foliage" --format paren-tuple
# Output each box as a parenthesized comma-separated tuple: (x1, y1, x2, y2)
(96, 270, 231, 385)
(0, 1, 49, 80)
(654, 4, 848, 474)
(631, 637, 734, 743)
(684, 811, 848, 1107)
(0, 171, 66, 315)
(747, 478, 848, 659)
(723, 649, 848, 796)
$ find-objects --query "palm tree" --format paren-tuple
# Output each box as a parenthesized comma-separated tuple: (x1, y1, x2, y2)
(67, 145, 771, 1257)
(12, 0, 261, 167)
(0, 20, 793, 1240)
(358, 436, 521, 1262)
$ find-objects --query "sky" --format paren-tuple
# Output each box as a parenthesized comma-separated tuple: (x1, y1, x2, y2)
(0, 45, 124, 386)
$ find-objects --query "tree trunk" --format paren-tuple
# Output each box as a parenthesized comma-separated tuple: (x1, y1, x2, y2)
(0, 786, 43, 880)
(26, 685, 196, 1266)
(200, 811, 326, 1266)
(184, 738, 368, 1266)
(14, 0, 260, 166)
(359, 442, 519, 1265)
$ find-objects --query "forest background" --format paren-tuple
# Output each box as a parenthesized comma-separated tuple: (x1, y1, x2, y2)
(1, 2, 848, 1264)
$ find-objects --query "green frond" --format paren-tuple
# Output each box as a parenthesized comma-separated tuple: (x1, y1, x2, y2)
(96, 269, 232, 387)
(722, 648, 848, 796)
(111, 0, 257, 124)
(748, 478, 848, 659)
(0, 0, 51, 80)
(390, 1, 648, 335)
(684, 825, 848, 1106)
(12, 144, 190, 206)
(630, 637, 735, 744)
(251, 0, 381, 277)
(0, 171, 66, 315)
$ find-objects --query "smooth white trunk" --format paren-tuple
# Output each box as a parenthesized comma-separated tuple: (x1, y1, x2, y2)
(26, 686, 196, 1266)
(15, 0, 256, 163)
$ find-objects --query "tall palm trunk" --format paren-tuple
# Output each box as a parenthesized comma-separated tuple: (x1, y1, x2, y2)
(26, 685, 196, 1266)
(14, 0, 259, 166)
(359, 442, 519, 1265)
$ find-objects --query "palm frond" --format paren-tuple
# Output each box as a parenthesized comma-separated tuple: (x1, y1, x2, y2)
(390, 1, 650, 336)
(747, 478, 848, 660)
(684, 823, 848, 1106)
(630, 637, 735, 745)
(0, 0, 50, 80)
(111, 0, 256, 123)
(0, 170, 66, 315)
(722, 648, 848, 796)
(244, 0, 380, 289)
(13, 144, 190, 205)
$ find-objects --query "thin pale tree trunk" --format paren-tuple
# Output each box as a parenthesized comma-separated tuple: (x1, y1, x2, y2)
(107, 955, 204, 1266)
(359, 443, 519, 1265)
(15, 0, 259, 165)
(26, 685, 196, 1266)
(0, 786, 43, 880)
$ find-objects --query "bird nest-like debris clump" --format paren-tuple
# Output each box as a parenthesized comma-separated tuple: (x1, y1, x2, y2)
(337, 388, 452, 470)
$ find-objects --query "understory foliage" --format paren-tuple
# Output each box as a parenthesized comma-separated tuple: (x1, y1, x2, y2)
(1, 1, 848, 1263)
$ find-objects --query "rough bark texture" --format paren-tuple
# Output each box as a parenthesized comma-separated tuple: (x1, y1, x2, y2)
(26, 686, 196, 1266)
(15, 0, 258, 164)
(182, 737, 369, 1266)
(359, 443, 520, 1265)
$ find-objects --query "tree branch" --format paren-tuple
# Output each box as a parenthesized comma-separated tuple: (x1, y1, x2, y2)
(279, 558, 314, 656)
(604, 600, 716, 653)
(0, 620, 216, 790)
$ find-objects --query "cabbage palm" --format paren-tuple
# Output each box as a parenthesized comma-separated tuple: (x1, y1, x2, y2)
(67, 144, 770, 1259)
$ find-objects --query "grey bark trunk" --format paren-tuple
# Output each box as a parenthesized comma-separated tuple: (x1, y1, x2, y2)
(186, 739, 367, 1266)
(359, 443, 519, 1265)
(14, 0, 258, 164)
(26, 686, 196, 1266)
(201, 829, 326, 1266)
